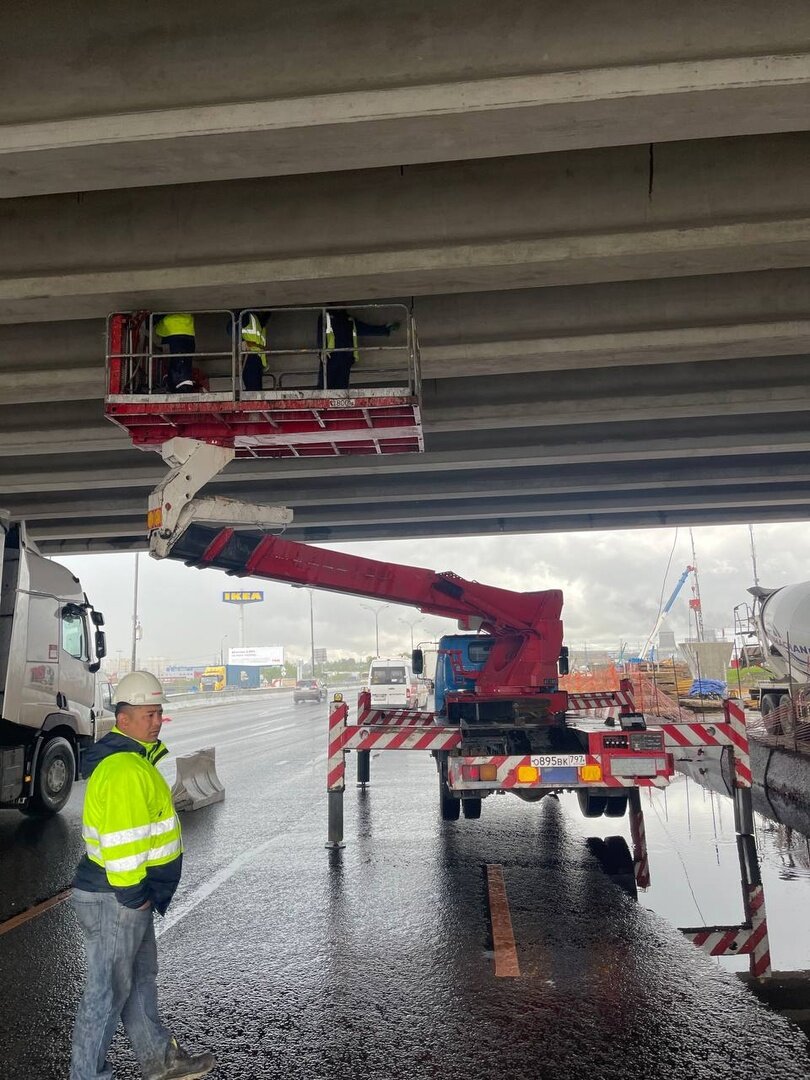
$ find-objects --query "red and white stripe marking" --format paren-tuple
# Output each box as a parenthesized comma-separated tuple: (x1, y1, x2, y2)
(629, 798, 651, 888)
(660, 700, 751, 788)
(567, 691, 635, 711)
(358, 707, 437, 728)
(343, 725, 462, 752)
(684, 885, 770, 977)
(327, 699, 349, 792)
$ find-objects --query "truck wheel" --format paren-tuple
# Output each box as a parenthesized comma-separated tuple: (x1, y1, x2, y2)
(23, 737, 75, 816)
(577, 789, 607, 818)
(439, 776, 460, 821)
(760, 694, 782, 736)
(604, 794, 629, 818)
(462, 798, 482, 819)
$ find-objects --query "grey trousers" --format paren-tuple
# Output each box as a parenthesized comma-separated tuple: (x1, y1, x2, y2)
(70, 890, 172, 1080)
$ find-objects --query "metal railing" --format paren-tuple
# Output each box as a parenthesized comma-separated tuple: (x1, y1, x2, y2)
(106, 304, 420, 399)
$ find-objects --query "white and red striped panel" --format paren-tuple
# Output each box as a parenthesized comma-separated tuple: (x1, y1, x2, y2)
(683, 884, 770, 977)
(567, 691, 635, 711)
(357, 706, 437, 728)
(660, 699, 751, 788)
(629, 797, 651, 888)
(343, 725, 461, 753)
(327, 699, 349, 792)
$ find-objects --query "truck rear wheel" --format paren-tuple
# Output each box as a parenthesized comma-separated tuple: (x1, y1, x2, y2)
(577, 789, 607, 818)
(22, 737, 75, 816)
(439, 774, 460, 821)
(461, 797, 482, 819)
(604, 793, 629, 818)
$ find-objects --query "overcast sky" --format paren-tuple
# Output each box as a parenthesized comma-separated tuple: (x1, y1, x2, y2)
(58, 521, 809, 671)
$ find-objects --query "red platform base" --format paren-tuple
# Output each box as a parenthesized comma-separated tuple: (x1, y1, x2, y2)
(105, 391, 423, 458)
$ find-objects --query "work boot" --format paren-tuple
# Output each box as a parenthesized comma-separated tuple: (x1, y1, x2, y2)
(148, 1037, 215, 1080)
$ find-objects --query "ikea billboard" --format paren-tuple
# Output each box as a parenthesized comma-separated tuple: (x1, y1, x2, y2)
(222, 590, 264, 604)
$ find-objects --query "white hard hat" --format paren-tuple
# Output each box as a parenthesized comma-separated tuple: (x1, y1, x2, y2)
(114, 670, 167, 707)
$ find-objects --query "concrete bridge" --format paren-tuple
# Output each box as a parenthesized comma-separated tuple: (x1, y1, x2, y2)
(1, 0, 809, 549)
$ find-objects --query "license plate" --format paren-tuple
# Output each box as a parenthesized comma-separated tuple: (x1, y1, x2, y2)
(531, 754, 586, 768)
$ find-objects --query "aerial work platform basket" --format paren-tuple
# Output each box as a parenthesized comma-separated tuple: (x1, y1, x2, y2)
(104, 305, 423, 459)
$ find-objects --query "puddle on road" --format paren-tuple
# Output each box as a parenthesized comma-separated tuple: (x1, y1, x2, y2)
(562, 775, 810, 973)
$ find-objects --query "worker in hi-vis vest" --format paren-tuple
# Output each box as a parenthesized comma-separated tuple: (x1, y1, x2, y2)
(70, 671, 215, 1080)
(316, 309, 400, 390)
(153, 313, 196, 393)
(239, 311, 269, 391)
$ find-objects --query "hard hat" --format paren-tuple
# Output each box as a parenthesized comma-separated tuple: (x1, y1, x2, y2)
(113, 670, 167, 707)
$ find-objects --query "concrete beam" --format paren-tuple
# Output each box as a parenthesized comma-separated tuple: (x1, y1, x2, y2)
(2, 1, 809, 197)
(2, 134, 810, 322)
(0, 356, 806, 456)
(27, 502, 810, 553)
(4, 270, 810, 403)
(8, 455, 810, 522)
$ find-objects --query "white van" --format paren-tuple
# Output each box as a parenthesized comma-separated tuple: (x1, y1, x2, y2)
(368, 658, 419, 710)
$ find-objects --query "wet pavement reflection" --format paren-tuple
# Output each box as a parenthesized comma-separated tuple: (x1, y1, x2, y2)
(0, 692, 808, 1079)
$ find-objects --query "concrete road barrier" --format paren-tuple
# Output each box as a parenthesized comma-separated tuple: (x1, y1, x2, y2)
(171, 746, 225, 811)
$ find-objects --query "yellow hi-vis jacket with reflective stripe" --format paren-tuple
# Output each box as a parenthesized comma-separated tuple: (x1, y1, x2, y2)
(77, 727, 183, 912)
(325, 311, 360, 363)
(241, 312, 268, 368)
(154, 313, 195, 338)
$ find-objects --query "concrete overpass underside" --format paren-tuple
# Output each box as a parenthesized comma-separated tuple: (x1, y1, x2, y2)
(1, 0, 809, 552)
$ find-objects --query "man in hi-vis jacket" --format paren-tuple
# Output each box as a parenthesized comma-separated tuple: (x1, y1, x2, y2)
(70, 670, 214, 1080)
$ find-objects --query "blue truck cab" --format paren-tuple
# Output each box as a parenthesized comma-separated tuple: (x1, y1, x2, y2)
(432, 634, 493, 716)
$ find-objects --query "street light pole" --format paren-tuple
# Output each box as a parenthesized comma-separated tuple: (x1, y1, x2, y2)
(399, 616, 422, 651)
(130, 552, 140, 673)
(220, 634, 229, 666)
(308, 588, 316, 678)
(361, 603, 389, 657)
(293, 585, 317, 676)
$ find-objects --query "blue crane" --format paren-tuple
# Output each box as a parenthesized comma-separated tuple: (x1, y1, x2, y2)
(642, 566, 695, 660)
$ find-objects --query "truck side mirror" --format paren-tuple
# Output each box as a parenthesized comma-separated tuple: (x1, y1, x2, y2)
(412, 649, 424, 675)
(558, 646, 569, 676)
(95, 629, 107, 661)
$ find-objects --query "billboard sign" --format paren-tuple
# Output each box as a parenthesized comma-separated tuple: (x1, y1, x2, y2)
(228, 646, 284, 666)
(222, 590, 264, 603)
(314, 648, 328, 664)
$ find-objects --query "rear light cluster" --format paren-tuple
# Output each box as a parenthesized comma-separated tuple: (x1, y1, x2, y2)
(461, 763, 604, 784)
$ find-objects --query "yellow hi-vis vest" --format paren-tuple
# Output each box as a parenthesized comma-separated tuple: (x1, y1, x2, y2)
(324, 311, 360, 363)
(154, 313, 195, 339)
(82, 728, 182, 892)
(241, 313, 268, 368)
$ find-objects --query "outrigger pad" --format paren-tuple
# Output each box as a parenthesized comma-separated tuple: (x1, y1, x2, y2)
(171, 746, 225, 811)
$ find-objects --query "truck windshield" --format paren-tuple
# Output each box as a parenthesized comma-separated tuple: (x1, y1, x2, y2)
(370, 667, 407, 684)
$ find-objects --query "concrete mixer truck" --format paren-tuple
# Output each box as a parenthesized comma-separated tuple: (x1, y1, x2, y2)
(741, 583, 810, 732)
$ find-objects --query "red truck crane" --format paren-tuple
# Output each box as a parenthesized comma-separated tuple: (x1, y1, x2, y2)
(162, 519, 675, 825)
(102, 308, 767, 971)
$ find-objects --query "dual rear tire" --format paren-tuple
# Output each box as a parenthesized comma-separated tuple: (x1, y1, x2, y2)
(577, 789, 628, 819)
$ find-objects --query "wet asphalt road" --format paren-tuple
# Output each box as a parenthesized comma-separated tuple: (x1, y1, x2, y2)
(1, 691, 809, 1080)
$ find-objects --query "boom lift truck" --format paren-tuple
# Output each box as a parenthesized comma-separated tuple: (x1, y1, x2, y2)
(104, 309, 771, 978)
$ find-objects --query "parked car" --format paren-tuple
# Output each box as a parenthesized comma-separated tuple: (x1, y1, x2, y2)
(294, 679, 325, 704)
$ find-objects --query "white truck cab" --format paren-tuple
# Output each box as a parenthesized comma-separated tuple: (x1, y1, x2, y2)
(0, 519, 109, 814)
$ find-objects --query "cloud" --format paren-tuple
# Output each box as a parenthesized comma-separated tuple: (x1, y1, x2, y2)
(60, 522, 807, 670)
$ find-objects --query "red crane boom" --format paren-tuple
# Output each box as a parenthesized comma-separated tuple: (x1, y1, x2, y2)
(171, 524, 564, 699)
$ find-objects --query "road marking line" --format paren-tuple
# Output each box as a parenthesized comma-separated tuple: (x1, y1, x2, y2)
(486, 864, 520, 978)
(0, 889, 71, 936)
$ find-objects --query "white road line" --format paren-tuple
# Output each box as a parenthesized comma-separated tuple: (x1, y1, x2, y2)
(156, 753, 327, 939)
